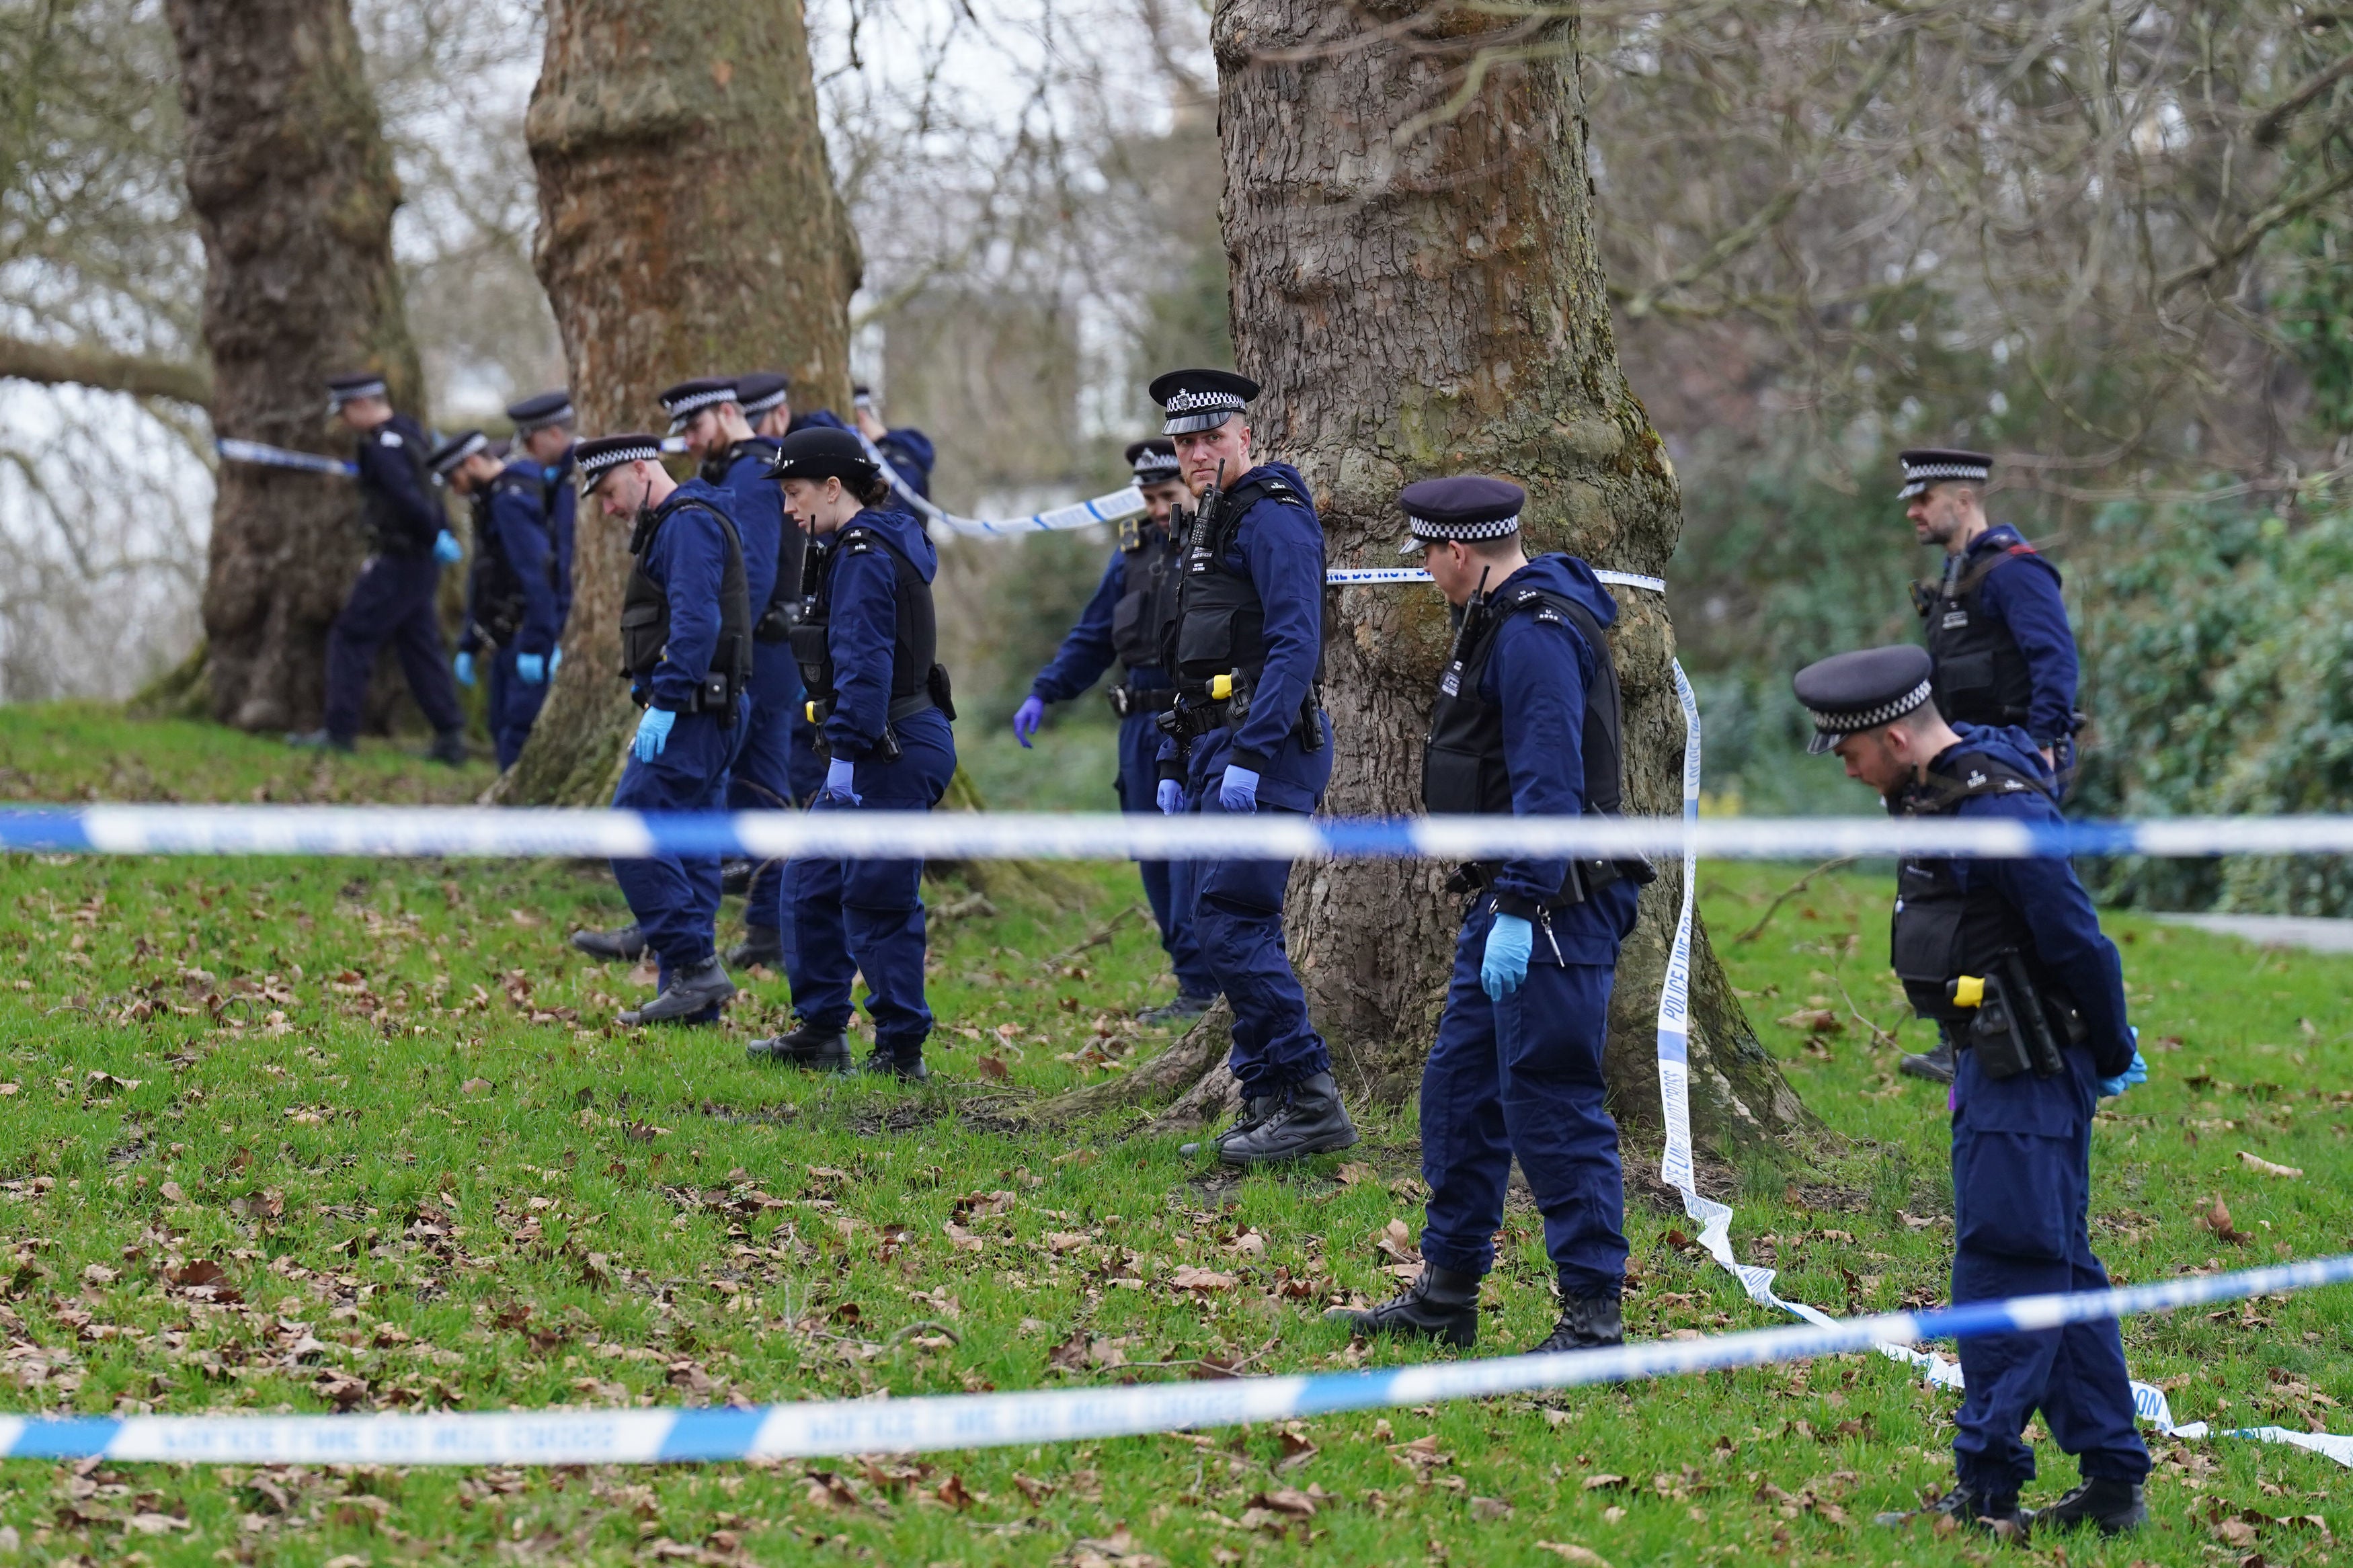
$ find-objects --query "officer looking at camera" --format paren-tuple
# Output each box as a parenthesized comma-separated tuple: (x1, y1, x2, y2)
(1794, 644, 2149, 1542)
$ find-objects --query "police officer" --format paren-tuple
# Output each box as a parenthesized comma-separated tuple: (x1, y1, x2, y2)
(733, 370, 938, 501)
(506, 390, 578, 641)
(1794, 645, 2149, 1540)
(434, 432, 560, 769)
(1332, 477, 1648, 1354)
(1899, 448, 2085, 1085)
(1012, 439, 1218, 1022)
(292, 373, 469, 764)
(746, 427, 956, 1079)
(1148, 368, 1355, 1166)
(567, 436, 754, 1026)
(850, 383, 936, 501)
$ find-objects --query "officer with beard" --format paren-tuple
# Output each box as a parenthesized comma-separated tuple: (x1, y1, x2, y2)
(1795, 645, 2149, 1541)
(1013, 438, 1218, 1023)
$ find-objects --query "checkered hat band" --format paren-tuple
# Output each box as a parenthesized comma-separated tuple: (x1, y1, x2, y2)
(433, 432, 488, 473)
(1408, 512, 1521, 542)
(1900, 460, 1988, 493)
(582, 443, 660, 477)
(329, 379, 387, 403)
(516, 404, 573, 431)
(1810, 677, 1933, 736)
(1132, 456, 1181, 480)
(1162, 409, 1235, 436)
(738, 390, 786, 416)
(662, 386, 734, 418)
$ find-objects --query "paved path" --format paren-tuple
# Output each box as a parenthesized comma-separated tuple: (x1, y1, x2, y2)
(2154, 912, 2353, 953)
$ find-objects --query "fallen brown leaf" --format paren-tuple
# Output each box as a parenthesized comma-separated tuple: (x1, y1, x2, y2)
(2237, 1151, 2303, 1179)
(1536, 1545, 1613, 1568)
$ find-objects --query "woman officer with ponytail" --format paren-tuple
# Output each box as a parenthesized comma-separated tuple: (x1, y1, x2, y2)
(746, 427, 955, 1081)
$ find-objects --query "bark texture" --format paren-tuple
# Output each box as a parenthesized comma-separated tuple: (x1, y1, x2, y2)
(510, 1, 862, 805)
(1217, 3, 1809, 1155)
(168, 0, 426, 735)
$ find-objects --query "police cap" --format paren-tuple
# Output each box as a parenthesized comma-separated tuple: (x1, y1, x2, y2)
(1396, 475, 1525, 555)
(1790, 645, 1936, 754)
(768, 426, 878, 488)
(1897, 448, 1993, 500)
(656, 377, 739, 434)
(733, 372, 789, 419)
(1148, 368, 1259, 437)
(323, 372, 387, 414)
(575, 434, 664, 495)
(1125, 438, 1181, 486)
(506, 390, 573, 433)
(426, 429, 489, 479)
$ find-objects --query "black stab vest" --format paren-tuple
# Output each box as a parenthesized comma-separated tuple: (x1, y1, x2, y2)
(1110, 526, 1183, 674)
(791, 523, 939, 710)
(616, 496, 752, 713)
(1919, 546, 2038, 730)
(464, 469, 549, 646)
(699, 438, 803, 634)
(1163, 474, 1318, 691)
(359, 417, 434, 559)
(1888, 751, 2057, 1023)
(1421, 580, 1626, 818)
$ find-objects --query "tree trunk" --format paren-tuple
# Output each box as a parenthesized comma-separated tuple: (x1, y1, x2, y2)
(1215, 3, 1810, 1157)
(167, 0, 426, 735)
(508, 0, 862, 805)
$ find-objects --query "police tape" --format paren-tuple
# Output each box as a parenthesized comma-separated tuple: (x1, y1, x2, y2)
(0, 1253, 2344, 1466)
(11, 804, 2353, 863)
(216, 438, 360, 479)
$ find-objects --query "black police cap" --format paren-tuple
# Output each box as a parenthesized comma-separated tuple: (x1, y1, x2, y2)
(506, 390, 573, 431)
(324, 372, 388, 413)
(656, 377, 739, 433)
(1148, 368, 1259, 436)
(575, 434, 664, 494)
(733, 372, 789, 418)
(768, 426, 878, 488)
(1897, 448, 1993, 499)
(1396, 475, 1526, 555)
(426, 429, 489, 478)
(1125, 438, 1181, 484)
(1790, 645, 1936, 754)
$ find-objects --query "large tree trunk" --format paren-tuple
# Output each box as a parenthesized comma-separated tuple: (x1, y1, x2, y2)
(508, 1, 862, 805)
(1217, 4, 1810, 1156)
(168, 0, 426, 735)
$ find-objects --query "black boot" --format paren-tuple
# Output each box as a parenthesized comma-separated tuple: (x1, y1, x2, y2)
(720, 859, 754, 897)
(286, 729, 354, 754)
(1899, 1026, 1958, 1084)
(2025, 1478, 2145, 1536)
(725, 925, 784, 969)
(1526, 1278, 1624, 1354)
(1179, 1094, 1276, 1157)
(1218, 1072, 1359, 1167)
(428, 730, 469, 768)
(1138, 993, 1215, 1026)
(571, 924, 648, 962)
(1324, 1264, 1480, 1348)
(618, 957, 735, 1026)
(859, 1046, 929, 1082)
(746, 1022, 851, 1072)
(1875, 1482, 2024, 1538)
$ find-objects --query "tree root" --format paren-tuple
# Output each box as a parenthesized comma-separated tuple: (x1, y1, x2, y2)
(1030, 1000, 1236, 1126)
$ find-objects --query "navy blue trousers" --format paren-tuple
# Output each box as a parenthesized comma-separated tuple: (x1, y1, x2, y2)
(485, 648, 548, 770)
(1949, 1042, 2150, 1495)
(609, 702, 746, 988)
(790, 710, 955, 1054)
(323, 555, 464, 742)
(731, 641, 803, 934)
(1420, 899, 1626, 1294)
(1117, 708, 1215, 999)
(1186, 791, 1330, 1097)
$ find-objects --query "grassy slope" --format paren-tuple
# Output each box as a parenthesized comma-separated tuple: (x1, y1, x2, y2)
(0, 704, 2346, 1566)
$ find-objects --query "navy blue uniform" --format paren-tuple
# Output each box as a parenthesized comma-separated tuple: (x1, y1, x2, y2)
(1158, 462, 1332, 1097)
(1930, 524, 2080, 773)
(542, 446, 578, 635)
(458, 463, 561, 768)
(1419, 556, 1641, 1293)
(323, 414, 465, 743)
(1029, 532, 1215, 1001)
(1912, 725, 2148, 1499)
(791, 508, 956, 1055)
(610, 478, 751, 989)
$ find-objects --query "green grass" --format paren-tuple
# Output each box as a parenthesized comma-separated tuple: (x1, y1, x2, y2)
(0, 704, 2346, 1565)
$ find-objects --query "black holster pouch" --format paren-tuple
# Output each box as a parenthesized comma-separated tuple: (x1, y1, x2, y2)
(1954, 952, 2065, 1081)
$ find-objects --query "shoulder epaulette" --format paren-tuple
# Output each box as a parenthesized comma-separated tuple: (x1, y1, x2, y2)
(840, 528, 878, 555)
(376, 429, 404, 448)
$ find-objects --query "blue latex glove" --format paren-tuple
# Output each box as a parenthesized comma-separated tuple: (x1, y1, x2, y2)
(433, 529, 463, 565)
(632, 706, 675, 761)
(822, 755, 861, 805)
(452, 651, 475, 688)
(1012, 694, 1046, 749)
(514, 652, 546, 685)
(1480, 912, 1533, 1001)
(2100, 1030, 2150, 1098)
(549, 647, 563, 676)
(1219, 764, 1260, 813)
(1156, 779, 1185, 815)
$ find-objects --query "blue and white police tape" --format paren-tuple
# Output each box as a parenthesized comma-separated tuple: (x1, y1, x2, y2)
(1, 1253, 2344, 1466)
(216, 438, 359, 479)
(12, 804, 2353, 863)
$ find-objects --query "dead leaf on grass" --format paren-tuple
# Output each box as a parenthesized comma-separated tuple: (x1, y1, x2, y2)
(1172, 1266, 1235, 1292)
(2237, 1151, 2303, 1179)
(1536, 1546, 1613, 1568)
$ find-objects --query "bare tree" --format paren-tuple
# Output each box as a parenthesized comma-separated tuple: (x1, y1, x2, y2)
(510, 0, 862, 805)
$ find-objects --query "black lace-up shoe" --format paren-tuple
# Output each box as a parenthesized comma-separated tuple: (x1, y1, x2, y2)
(1525, 1284, 1624, 1354)
(1218, 1072, 1359, 1166)
(1324, 1264, 1480, 1348)
(746, 1022, 851, 1071)
(617, 957, 734, 1026)
(571, 924, 648, 962)
(2026, 1478, 2145, 1536)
